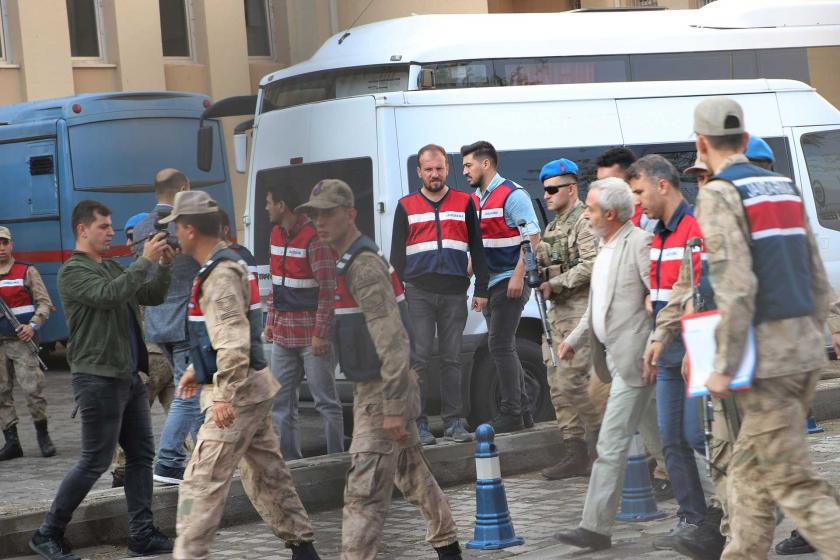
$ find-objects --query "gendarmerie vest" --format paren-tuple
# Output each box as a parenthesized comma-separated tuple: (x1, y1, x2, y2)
(0, 262, 34, 337)
(472, 180, 523, 274)
(334, 235, 410, 382)
(270, 221, 319, 311)
(711, 162, 814, 323)
(187, 247, 267, 384)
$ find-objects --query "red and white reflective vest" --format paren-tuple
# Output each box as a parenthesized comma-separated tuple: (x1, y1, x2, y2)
(270, 220, 319, 311)
(0, 262, 34, 336)
(398, 189, 471, 280)
(472, 180, 523, 274)
(649, 202, 703, 312)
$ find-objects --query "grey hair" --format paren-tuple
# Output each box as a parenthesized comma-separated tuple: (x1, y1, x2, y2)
(589, 177, 635, 223)
(626, 154, 681, 190)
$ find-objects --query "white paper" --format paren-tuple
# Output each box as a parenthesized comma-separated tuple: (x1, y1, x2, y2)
(682, 311, 755, 398)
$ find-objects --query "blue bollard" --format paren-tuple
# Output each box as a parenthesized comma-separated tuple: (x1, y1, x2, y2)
(466, 424, 525, 550)
(615, 432, 666, 522)
(806, 416, 825, 434)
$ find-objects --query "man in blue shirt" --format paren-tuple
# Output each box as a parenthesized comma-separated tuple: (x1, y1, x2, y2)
(461, 141, 540, 433)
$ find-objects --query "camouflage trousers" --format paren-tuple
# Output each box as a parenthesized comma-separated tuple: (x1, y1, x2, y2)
(543, 320, 600, 441)
(174, 398, 314, 560)
(112, 347, 175, 474)
(0, 338, 47, 430)
(343, 379, 457, 559)
(722, 370, 840, 560)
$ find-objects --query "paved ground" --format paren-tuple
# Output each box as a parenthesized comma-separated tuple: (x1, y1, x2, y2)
(9, 418, 840, 560)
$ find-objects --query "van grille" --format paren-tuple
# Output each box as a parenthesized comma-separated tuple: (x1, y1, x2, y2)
(29, 155, 54, 176)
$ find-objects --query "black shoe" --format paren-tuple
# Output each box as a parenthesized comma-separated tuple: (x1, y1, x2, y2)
(653, 517, 699, 551)
(153, 463, 185, 485)
(0, 425, 23, 461)
(490, 413, 524, 434)
(541, 438, 590, 480)
(775, 530, 815, 555)
(673, 522, 725, 560)
(435, 541, 463, 559)
(29, 531, 80, 560)
(35, 419, 56, 457)
(653, 478, 674, 501)
(554, 527, 611, 550)
(522, 410, 535, 429)
(128, 527, 173, 557)
(111, 469, 125, 488)
(289, 541, 322, 560)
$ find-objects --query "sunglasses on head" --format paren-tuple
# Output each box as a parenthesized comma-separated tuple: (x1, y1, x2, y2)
(544, 183, 576, 195)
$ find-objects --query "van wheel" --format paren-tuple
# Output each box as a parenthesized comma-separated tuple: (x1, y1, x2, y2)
(467, 337, 554, 428)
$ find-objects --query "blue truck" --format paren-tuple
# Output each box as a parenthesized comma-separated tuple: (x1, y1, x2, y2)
(0, 91, 236, 347)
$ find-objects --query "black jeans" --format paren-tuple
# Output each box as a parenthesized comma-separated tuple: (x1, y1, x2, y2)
(405, 284, 469, 425)
(482, 279, 533, 416)
(40, 372, 155, 540)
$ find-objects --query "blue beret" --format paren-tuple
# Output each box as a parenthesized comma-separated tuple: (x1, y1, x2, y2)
(746, 135, 774, 163)
(540, 158, 579, 183)
(124, 212, 149, 232)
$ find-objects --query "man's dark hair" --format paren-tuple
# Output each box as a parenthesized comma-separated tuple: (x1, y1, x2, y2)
(626, 154, 681, 190)
(596, 147, 637, 171)
(154, 169, 189, 197)
(179, 212, 221, 237)
(266, 184, 304, 210)
(71, 200, 112, 237)
(460, 141, 498, 167)
(218, 208, 231, 239)
(417, 144, 447, 162)
(705, 133, 745, 152)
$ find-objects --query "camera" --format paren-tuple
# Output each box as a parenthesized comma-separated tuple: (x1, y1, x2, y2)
(149, 208, 181, 250)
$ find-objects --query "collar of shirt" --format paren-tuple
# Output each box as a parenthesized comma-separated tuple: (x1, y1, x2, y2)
(654, 199, 692, 236)
(600, 221, 633, 249)
(282, 213, 312, 239)
(155, 203, 173, 210)
(0, 257, 15, 275)
(715, 153, 750, 174)
(477, 173, 505, 205)
(556, 199, 584, 223)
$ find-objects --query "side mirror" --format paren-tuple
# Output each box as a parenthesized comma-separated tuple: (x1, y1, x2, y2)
(197, 125, 214, 172)
(233, 133, 248, 174)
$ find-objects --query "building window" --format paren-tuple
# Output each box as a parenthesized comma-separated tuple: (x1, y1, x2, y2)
(67, 0, 104, 59)
(245, 0, 272, 57)
(160, 0, 192, 58)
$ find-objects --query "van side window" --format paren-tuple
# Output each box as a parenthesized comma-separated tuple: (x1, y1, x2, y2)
(801, 130, 840, 232)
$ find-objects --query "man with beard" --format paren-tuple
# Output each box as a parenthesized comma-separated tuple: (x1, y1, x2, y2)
(390, 144, 489, 445)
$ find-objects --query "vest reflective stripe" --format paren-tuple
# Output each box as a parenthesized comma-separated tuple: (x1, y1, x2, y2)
(399, 190, 471, 280)
(0, 262, 34, 336)
(334, 235, 410, 382)
(473, 182, 523, 274)
(270, 222, 320, 311)
(187, 248, 267, 384)
(713, 162, 814, 322)
(650, 211, 703, 309)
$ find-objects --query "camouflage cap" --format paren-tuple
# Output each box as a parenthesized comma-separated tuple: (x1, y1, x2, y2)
(158, 190, 218, 223)
(0, 226, 10, 241)
(295, 179, 355, 213)
(694, 96, 745, 136)
(684, 158, 709, 176)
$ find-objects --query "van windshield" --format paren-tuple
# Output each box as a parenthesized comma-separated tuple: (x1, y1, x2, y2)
(69, 117, 227, 191)
(802, 129, 840, 232)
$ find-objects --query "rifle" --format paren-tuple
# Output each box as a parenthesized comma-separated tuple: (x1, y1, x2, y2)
(686, 237, 713, 477)
(518, 219, 557, 366)
(0, 297, 48, 371)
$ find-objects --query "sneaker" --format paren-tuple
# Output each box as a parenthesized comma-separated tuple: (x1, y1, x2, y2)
(29, 531, 81, 560)
(653, 477, 674, 501)
(128, 527, 174, 557)
(444, 419, 473, 443)
(775, 530, 816, 555)
(653, 517, 698, 550)
(673, 520, 725, 560)
(417, 421, 437, 446)
(153, 463, 185, 485)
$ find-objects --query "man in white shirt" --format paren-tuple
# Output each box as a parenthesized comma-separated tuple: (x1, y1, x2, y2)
(554, 178, 662, 551)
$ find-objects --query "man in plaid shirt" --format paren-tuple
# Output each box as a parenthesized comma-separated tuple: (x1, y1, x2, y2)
(265, 184, 343, 460)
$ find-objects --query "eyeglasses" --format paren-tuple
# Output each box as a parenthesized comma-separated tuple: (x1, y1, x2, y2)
(544, 183, 576, 195)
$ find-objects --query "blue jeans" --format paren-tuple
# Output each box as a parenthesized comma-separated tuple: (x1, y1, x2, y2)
(656, 363, 707, 524)
(271, 343, 344, 460)
(155, 341, 202, 469)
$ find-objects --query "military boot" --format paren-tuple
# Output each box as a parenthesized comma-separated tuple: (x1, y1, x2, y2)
(35, 419, 56, 457)
(541, 438, 589, 480)
(435, 541, 463, 559)
(0, 425, 23, 461)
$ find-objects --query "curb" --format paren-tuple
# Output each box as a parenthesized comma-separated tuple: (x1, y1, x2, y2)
(0, 422, 564, 557)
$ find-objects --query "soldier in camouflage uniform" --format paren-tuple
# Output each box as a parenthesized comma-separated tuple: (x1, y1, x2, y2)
(166, 191, 320, 560)
(691, 97, 840, 560)
(534, 159, 600, 480)
(296, 179, 461, 560)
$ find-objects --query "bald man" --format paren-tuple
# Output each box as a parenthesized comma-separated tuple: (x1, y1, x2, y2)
(133, 169, 201, 486)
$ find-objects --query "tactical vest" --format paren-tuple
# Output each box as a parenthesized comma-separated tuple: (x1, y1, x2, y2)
(711, 162, 814, 322)
(187, 248, 267, 384)
(334, 235, 411, 382)
(399, 189, 471, 280)
(543, 203, 585, 279)
(0, 262, 34, 337)
(472, 180, 523, 274)
(650, 206, 703, 315)
(270, 221, 319, 311)
(229, 243, 264, 361)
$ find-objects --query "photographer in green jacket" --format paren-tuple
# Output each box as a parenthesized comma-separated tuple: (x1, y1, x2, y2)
(30, 200, 175, 560)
